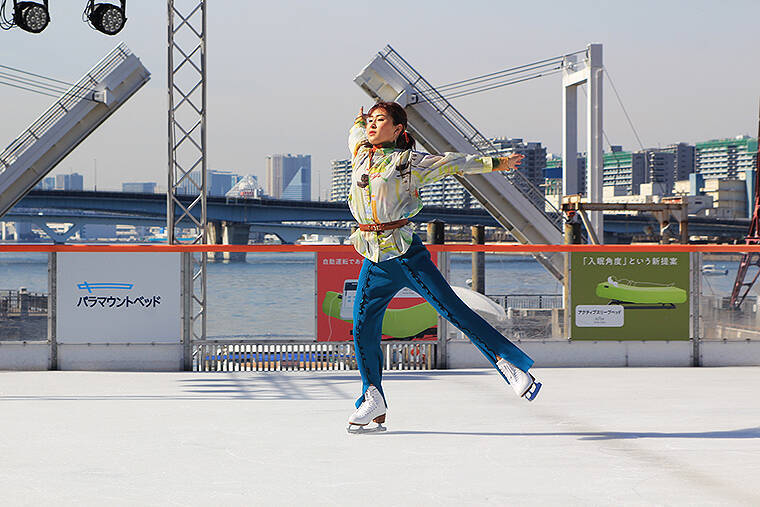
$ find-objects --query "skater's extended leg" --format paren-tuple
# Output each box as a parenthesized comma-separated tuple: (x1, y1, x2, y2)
(352, 258, 403, 409)
(396, 236, 540, 399)
(397, 238, 533, 372)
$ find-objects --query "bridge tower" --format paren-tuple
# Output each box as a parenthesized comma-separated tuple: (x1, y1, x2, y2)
(562, 44, 604, 242)
(167, 0, 208, 363)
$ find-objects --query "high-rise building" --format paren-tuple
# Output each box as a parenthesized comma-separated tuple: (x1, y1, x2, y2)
(209, 170, 241, 196)
(419, 175, 470, 208)
(490, 138, 547, 189)
(55, 173, 84, 191)
(175, 170, 242, 196)
(122, 182, 157, 193)
(644, 150, 676, 195)
(602, 146, 646, 195)
(544, 154, 586, 196)
(266, 154, 311, 201)
(661, 142, 695, 182)
(696, 136, 758, 180)
(176, 171, 201, 196)
(13, 222, 35, 240)
(330, 158, 352, 202)
(418, 137, 548, 209)
(33, 176, 55, 190)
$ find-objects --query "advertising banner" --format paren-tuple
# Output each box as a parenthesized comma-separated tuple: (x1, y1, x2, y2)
(316, 250, 437, 341)
(571, 252, 690, 340)
(56, 252, 181, 343)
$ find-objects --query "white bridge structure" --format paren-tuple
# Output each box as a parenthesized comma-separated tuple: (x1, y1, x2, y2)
(0, 43, 150, 219)
(354, 44, 605, 280)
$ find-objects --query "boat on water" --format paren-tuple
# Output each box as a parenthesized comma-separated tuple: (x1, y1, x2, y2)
(595, 276, 687, 309)
(298, 234, 343, 245)
(702, 264, 728, 276)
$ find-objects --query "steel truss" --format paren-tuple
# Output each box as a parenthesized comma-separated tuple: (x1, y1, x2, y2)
(167, 0, 207, 366)
(730, 103, 760, 310)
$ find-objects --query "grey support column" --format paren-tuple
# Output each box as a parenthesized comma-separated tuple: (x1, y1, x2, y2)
(471, 224, 485, 294)
(427, 219, 444, 245)
(221, 222, 250, 262)
(182, 252, 193, 371)
(428, 220, 447, 368)
(207, 221, 222, 262)
(48, 252, 57, 370)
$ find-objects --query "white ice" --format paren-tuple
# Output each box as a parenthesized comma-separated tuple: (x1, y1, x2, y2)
(1, 367, 759, 506)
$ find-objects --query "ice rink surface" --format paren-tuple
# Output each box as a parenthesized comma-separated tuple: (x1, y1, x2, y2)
(1, 367, 759, 506)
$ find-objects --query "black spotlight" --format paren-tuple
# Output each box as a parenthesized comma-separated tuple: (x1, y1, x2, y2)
(13, 1, 49, 33)
(86, 0, 126, 35)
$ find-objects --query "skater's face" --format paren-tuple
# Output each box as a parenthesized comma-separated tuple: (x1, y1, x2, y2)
(366, 108, 403, 146)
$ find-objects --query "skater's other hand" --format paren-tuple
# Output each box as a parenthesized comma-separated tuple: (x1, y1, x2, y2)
(356, 106, 367, 123)
(497, 153, 524, 171)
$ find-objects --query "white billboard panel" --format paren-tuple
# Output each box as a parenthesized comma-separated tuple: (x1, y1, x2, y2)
(57, 252, 181, 343)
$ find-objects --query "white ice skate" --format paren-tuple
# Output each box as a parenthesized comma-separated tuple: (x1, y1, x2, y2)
(347, 385, 387, 434)
(496, 358, 542, 401)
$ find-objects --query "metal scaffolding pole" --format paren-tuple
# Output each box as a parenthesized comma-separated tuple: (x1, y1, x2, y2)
(167, 0, 207, 369)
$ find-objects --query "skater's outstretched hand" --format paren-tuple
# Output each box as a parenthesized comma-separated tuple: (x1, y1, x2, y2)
(496, 153, 525, 171)
(356, 106, 367, 124)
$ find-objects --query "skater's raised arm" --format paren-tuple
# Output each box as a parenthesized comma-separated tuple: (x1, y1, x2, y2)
(348, 107, 369, 160)
(408, 152, 525, 188)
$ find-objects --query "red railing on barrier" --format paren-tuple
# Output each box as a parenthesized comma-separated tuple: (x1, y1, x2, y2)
(0, 243, 758, 253)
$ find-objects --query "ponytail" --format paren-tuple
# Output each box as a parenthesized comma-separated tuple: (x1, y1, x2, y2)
(396, 129, 416, 150)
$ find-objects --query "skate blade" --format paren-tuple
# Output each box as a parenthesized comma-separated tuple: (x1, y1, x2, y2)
(347, 423, 387, 434)
(523, 380, 542, 402)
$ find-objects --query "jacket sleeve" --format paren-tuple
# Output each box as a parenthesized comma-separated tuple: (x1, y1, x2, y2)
(408, 151, 496, 188)
(348, 117, 368, 161)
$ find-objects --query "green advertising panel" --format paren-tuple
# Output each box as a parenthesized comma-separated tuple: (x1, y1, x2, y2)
(571, 252, 690, 340)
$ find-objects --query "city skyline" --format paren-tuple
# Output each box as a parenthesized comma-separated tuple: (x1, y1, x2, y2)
(1, 1, 758, 199)
(39, 131, 758, 197)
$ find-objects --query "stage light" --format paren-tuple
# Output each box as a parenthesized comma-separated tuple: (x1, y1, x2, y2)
(85, 0, 126, 35)
(13, 1, 49, 33)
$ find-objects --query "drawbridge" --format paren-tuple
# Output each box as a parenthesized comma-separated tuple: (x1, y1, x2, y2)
(0, 43, 150, 219)
(355, 46, 564, 280)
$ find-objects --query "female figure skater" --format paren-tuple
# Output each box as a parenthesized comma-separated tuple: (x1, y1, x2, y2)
(346, 101, 541, 433)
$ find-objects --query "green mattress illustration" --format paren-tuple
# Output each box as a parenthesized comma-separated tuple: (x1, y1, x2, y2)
(595, 276, 687, 307)
(321, 291, 437, 339)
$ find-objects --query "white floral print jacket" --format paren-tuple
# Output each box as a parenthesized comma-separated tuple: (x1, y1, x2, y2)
(347, 117, 498, 262)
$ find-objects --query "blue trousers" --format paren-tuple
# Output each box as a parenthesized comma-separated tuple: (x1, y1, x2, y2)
(352, 235, 534, 408)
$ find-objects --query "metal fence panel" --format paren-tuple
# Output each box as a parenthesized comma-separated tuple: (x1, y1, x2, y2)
(699, 252, 760, 342)
(193, 341, 436, 372)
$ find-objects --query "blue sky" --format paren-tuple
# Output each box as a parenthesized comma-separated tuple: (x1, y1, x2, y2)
(1, 0, 758, 197)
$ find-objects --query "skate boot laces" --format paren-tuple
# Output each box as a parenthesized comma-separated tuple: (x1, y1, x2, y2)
(356, 395, 377, 418)
(497, 358, 540, 401)
(355, 386, 385, 417)
(497, 358, 519, 383)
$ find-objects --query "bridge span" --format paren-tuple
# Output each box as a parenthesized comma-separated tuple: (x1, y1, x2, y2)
(7, 190, 751, 244)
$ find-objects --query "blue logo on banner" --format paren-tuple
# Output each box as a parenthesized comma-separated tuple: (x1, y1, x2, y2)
(77, 282, 134, 293)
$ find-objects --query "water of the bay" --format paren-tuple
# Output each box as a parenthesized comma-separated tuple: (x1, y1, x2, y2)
(0, 252, 740, 339)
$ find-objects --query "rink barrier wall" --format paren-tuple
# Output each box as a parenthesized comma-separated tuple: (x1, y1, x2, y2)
(1, 243, 759, 370)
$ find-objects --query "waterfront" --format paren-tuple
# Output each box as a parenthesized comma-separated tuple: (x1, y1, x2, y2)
(0, 251, 743, 340)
